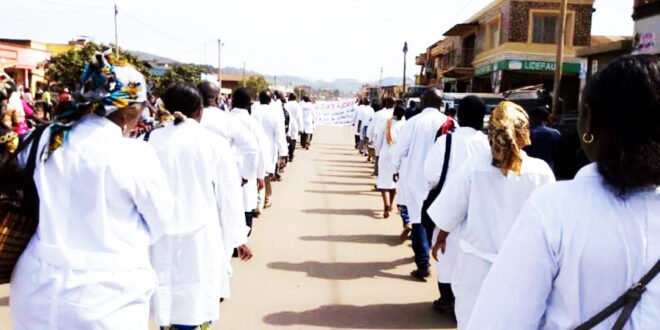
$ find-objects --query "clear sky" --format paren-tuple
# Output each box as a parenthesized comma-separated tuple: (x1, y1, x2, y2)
(3, 0, 634, 82)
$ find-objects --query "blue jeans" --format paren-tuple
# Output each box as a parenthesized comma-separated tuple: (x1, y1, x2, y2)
(397, 204, 410, 226)
(411, 223, 430, 270)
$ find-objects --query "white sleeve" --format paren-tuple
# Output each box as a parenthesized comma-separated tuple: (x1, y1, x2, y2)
(427, 163, 470, 232)
(424, 136, 446, 188)
(215, 146, 250, 250)
(467, 199, 557, 330)
(394, 121, 413, 172)
(133, 145, 176, 243)
(276, 112, 288, 157)
(229, 119, 259, 180)
(366, 117, 376, 140)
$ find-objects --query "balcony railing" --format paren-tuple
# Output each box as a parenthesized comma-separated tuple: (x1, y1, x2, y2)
(440, 48, 475, 69)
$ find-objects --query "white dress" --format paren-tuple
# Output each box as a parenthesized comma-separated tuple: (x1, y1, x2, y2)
(424, 127, 490, 284)
(376, 118, 405, 190)
(301, 101, 316, 134)
(11, 115, 175, 330)
(468, 164, 660, 330)
(395, 107, 448, 224)
(147, 120, 248, 326)
(428, 152, 555, 328)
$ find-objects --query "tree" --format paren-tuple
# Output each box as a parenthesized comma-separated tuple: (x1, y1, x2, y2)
(242, 76, 268, 99)
(45, 42, 151, 90)
(151, 64, 205, 94)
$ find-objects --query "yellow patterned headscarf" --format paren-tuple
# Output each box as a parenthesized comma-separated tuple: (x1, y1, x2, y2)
(487, 101, 531, 176)
(0, 129, 18, 154)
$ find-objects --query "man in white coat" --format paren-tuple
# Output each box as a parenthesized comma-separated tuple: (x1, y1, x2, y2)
(394, 88, 448, 280)
(424, 95, 490, 314)
(300, 95, 316, 150)
(284, 93, 304, 161)
(252, 90, 287, 210)
(197, 81, 258, 300)
(367, 97, 395, 176)
(230, 88, 269, 221)
(148, 83, 252, 329)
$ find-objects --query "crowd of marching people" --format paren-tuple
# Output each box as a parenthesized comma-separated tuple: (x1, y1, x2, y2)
(0, 52, 317, 329)
(355, 54, 659, 329)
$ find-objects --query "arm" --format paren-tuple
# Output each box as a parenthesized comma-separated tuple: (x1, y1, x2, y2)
(133, 146, 176, 243)
(427, 163, 470, 232)
(467, 200, 557, 330)
(229, 119, 259, 180)
(214, 145, 251, 253)
(394, 120, 413, 172)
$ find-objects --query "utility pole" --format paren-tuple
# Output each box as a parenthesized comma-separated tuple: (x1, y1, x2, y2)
(114, 4, 119, 60)
(242, 61, 246, 87)
(403, 41, 408, 95)
(551, 0, 568, 118)
(217, 39, 223, 91)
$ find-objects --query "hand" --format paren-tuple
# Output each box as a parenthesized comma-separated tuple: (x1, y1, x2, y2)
(393, 173, 399, 182)
(241, 178, 248, 186)
(257, 178, 265, 190)
(432, 240, 446, 261)
(237, 244, 253, 261)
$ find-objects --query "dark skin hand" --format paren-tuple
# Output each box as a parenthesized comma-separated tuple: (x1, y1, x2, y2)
(431, 230, 450, 261)
(393, 173, 399, 182)
(241, 178, 248, 186)
(237, 244, 253, 261)
(257, 178, 265, 190)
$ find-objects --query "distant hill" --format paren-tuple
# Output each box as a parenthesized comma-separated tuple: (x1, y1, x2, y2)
(129, 50, 413, 93)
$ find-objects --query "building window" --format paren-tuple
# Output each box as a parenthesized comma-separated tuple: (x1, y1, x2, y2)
(532, 14, 559, 44)
(530, 11, 575, 46)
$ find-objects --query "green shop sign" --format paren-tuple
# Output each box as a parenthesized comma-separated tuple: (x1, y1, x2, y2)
(474, 60, 582, 76)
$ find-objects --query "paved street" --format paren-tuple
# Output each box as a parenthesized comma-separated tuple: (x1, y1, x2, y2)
(0, 126, 456, 330)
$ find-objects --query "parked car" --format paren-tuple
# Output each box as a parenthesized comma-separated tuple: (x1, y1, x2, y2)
(441, 92, 505, 127)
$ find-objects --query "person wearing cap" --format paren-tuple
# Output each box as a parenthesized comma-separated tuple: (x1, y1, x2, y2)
(10, 52, 176, 329)
(524, 105, 561, 170)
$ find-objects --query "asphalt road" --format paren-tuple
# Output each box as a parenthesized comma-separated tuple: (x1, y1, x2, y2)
(0, 126, 456, 330)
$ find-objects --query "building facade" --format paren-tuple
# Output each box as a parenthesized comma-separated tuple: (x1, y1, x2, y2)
(633, 0, 660, 55)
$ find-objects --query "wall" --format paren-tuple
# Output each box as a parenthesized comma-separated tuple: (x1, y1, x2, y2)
(508, 1, 593, 46)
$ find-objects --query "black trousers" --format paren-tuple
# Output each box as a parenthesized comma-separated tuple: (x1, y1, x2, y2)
(288, 139, 296, 160)
(301, 133, 312, 147)
(354, 135, 360, 148)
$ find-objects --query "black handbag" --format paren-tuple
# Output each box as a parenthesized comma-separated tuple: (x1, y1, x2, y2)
(575, 259, 660, 330)
(421, 133, 452, 241)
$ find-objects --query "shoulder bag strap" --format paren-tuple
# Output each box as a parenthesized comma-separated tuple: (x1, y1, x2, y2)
(437, 133, 453, 191)
(22, 125, 47, 216)
(575, 258, 660, 330)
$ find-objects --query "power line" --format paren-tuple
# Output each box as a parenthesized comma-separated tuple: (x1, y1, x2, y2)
(118, 8, 207, 45)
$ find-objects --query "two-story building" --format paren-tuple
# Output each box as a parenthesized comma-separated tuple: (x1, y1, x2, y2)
(417, 0, 599, 111)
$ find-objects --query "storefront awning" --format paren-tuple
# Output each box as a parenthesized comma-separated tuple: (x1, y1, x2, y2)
(443, 23, 478, 37)
(474, 59, 582, 76)
(442, 67, 475, 79)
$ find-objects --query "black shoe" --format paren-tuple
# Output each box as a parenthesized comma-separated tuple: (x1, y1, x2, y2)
(253, 210, 261, 218)
(410, 268, 430, 281)
(432, 298, 454, 313)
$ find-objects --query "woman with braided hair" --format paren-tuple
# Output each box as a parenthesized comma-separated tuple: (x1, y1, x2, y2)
(428, 100, 555, 328)
(10, 51, 176, 328)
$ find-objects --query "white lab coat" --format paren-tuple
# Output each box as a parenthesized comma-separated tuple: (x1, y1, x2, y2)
(285, 101, 304, 138)
(468, 163, 660, 330)
(368, 108, 394, 156)
(376, 118, 405, 190)
(229, 108, 268, 212)
(424, 127, 490, 284)
(357, 106, 375, 139)
(11, 115, 175, 330)
(395, 107, 448, 224)
(147, 120, 248, 326)
(352, 104, 361, 135)
(252, 103, 287, 174)
(429, 152, 555, 328)
(201, 106, 258, 182)
(301, 101, 316, 134)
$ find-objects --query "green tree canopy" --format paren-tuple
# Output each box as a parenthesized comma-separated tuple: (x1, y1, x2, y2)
(45, 42, 151, 91)
(152, 64, 205, 94)
(242, 76, 268, 99)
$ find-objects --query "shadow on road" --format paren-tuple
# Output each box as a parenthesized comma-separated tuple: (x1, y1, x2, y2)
(263, 302, 456, 329)
(309, 181, 373, 186)
(267, 258, 415, 281)
(302, 208, 380, 218)
(304, 189, 379, 197)
(300, 234, 403, 247)
(314, 159, 371, 164)
(317, 174, 374, 179)
(0, 296, 7, 306)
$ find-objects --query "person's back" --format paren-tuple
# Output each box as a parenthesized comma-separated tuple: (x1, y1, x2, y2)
(468, 55, 660, 330)
(526, 123, 561, 168)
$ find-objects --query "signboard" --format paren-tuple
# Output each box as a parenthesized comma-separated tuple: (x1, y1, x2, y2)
(474, 59, 582, 76)
(313, 100, 357, 126)
(633, 16, 659, 55)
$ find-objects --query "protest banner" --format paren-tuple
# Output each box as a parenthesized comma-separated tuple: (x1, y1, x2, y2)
(313, 100, 356, 126)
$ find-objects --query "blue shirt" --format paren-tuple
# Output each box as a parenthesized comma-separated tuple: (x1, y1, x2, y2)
(525, 124, 561, 169)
